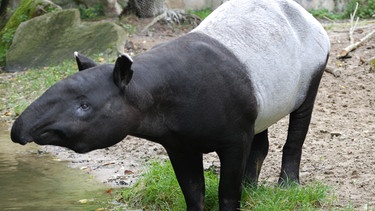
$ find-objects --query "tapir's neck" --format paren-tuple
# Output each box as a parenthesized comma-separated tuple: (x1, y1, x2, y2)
(123, 53, 173, 141)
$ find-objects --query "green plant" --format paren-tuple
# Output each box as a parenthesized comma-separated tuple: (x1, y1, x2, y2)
(308, 8, 344, 19)
(189, 8, 212, 20)
(0, 0, 59, 66)
(79, 3, 105, 20)
(119, 22, 137, 35)
(345, 0, 375, 18)
(0, 0, 33, 66)
(1, 27, 16, 45)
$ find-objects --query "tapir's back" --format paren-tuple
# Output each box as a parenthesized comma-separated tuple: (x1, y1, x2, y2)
(192, 0, 330, 133)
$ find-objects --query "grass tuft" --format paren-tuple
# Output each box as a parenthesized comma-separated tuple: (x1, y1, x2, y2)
(120, 160, 336, 211)
(121, 160, 186, 210)
(241, 182, 334, 210)
(121, 160, 220, 210)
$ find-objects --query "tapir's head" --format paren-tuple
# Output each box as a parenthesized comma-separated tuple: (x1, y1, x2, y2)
(11, 52, 137, 153)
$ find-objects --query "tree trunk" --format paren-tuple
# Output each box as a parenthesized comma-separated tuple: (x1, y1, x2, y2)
(0, 0, 10, 29)
(123, 0, 167, 18)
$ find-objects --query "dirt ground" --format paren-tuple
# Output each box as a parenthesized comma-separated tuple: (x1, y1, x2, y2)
(24, 18, 375, 209)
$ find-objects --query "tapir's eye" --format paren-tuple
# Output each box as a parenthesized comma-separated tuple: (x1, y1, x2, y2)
(79, 103, 90, 111)
(75, 102, 91, 117)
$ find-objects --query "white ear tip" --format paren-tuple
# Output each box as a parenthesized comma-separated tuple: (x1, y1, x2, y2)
(121, 53, 133, 62)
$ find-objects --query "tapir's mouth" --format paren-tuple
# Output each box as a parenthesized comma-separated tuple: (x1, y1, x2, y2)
(33, 129, 66, 145)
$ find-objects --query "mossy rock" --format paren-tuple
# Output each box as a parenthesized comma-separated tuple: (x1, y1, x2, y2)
(0, 0, 61, 66)
(5, 9, 127, 72)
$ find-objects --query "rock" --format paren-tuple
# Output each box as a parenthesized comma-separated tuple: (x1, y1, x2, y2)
(5, 9, 127, 72)
(0, 0, 62, 66)
(52, 0, 126, 17)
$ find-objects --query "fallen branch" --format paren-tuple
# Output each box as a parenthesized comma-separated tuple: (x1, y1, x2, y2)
(325, 66, 341, 77)
(141, 12, 167, 33)
(337, 30, 375, 59)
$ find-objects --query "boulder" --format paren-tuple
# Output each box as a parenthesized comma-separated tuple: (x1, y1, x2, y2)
(52, 0, 127, 17)
(0, 0, 62, 66)
(6, 9, 127, 72)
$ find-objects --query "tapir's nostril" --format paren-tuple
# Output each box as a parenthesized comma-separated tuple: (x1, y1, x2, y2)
(10, 118, 34, 145)
(10, 120, 21, 143)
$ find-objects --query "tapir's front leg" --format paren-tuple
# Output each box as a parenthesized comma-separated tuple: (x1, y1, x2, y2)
(216, 132, 253, 210)
(167, 151, 205, 211)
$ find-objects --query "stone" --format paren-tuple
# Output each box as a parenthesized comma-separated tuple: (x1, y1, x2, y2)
(51, 0, 126, 17)
(6, 9, 127, 72)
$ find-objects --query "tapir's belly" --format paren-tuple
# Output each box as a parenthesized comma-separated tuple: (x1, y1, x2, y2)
(192, 0, 329, 133)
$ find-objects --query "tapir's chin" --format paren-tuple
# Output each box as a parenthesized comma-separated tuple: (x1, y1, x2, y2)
(69, 143, 95, 154)
(15, 138, 34, 145)
(72, 146, 92, 154)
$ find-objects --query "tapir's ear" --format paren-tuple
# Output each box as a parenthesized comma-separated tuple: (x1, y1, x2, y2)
(74, 51, 97, 71)
(113, 53, 133, 88)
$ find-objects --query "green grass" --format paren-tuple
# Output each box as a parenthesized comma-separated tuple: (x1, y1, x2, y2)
(79, 3, 105, 20)
(345, 0, 375, 18)
(121, 160, 219, 210)
(0, 0, 60, 66)
(120, 160, 337, 211)
(308, 9, 344, 20)
(242, 182, 334, 210)
(189, 9, 213, 20)
(121, 160, 186, 210)
(0, 60, 77, 117)
(309, 0, 375, 20)
(0, 55, 110, 122)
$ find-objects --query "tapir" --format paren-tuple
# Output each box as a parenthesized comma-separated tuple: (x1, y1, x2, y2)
(11, 0, 330, 210)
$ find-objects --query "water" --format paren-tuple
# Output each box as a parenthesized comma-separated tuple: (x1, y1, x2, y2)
(0, 127, 118, 211)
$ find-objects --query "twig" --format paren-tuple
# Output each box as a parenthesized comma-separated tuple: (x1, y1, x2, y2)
(323, 16, 336, 24)
(325, 67, 341, 77)
(349, 2, 359, 45)
(337, 30, 375, 59)
(141, 10, 201, 33)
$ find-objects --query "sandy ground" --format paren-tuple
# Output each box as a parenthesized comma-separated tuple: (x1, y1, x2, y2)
(18, 18, 375, 209)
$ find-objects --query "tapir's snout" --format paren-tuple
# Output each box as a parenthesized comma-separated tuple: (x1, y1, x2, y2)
(10, 118, 34, 145)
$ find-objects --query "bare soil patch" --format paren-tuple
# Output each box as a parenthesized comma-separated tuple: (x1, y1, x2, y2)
(26, 18, 375, 209)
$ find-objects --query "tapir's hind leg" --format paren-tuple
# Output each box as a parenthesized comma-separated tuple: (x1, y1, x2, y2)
(279, 110, 311, 185)
(244, 129, 269, 186)
(279, 69, 325, 185)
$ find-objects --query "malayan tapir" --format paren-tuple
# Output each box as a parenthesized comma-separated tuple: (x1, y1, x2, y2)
(11, 0, 330, 210)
